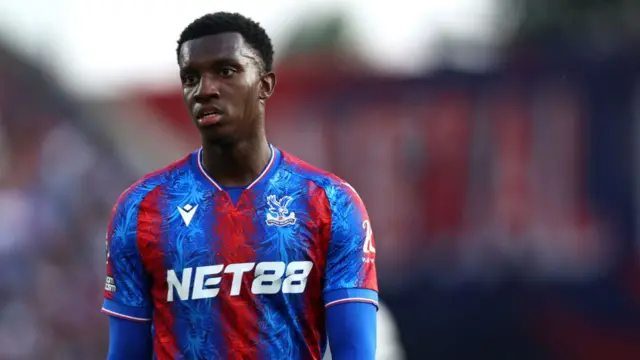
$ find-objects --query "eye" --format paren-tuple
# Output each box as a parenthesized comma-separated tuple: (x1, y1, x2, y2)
(219, 67, 237, 78)
(181, 74, 198, 86)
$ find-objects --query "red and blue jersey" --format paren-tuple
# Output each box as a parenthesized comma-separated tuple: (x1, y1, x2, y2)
(102, 146, 378, 360)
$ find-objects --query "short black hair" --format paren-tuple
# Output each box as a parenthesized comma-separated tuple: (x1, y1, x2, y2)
(176, 12, 274, 72)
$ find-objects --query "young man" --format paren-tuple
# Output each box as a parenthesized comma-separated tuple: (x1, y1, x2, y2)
(102, 12, 378, 360)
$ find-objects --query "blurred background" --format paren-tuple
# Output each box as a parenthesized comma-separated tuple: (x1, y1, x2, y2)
(1, 0, 640, 359)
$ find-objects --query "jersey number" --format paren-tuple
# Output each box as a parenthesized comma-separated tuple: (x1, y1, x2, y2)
(362, 220, 375, 254)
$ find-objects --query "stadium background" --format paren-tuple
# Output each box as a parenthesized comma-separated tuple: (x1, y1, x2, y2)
(1, 0, 640, 359)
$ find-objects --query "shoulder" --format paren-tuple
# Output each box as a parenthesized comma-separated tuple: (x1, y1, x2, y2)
(113, 153, 193, 211)
(279, 151, 362, 206)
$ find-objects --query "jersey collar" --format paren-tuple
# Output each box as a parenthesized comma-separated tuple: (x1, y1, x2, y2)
(194, 144, 279, 191)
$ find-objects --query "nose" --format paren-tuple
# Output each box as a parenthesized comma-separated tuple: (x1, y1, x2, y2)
(194, 73, 220, 102)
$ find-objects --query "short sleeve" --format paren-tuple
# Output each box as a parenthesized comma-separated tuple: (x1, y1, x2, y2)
(101, 190, 153, 322)
(323, 182, 378, 309)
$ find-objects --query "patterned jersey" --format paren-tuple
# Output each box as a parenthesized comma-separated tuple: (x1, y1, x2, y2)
(102, 146, 378, 360)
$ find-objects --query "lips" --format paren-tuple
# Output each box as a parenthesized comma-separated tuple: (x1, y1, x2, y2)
(195, 107, 224, 126)
(196, 107, 223, 119)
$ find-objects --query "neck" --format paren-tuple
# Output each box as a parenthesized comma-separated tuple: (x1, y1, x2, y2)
(200, 135, 271, 188)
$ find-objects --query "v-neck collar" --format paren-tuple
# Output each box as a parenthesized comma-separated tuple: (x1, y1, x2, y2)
(193, 144, 279, 192)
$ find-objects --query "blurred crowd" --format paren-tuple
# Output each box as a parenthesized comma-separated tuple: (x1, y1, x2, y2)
(0, 46, 134, 359)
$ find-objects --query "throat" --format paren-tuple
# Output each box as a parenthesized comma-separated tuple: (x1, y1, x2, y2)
(200, 140, 273, 188)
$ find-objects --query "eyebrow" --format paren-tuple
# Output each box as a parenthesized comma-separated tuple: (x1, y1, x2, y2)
(180, 55, 239, 69)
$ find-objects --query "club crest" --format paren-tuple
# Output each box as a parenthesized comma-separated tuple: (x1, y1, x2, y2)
(266, 195, 296, 226)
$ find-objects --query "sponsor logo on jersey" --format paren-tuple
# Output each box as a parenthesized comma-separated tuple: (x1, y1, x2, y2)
(166, 261, 313, 301)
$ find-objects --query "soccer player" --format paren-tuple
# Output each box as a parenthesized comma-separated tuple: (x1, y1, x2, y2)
(102, 12, 378, 360)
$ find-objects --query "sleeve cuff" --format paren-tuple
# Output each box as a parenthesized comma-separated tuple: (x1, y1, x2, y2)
(102, 298, 152, 322)
(323, 288, 379, 309)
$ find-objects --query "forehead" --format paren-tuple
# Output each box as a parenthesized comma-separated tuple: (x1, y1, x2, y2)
(179, 32, 255, 67)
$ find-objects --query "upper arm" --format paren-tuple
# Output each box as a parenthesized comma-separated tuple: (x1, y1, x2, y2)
(325, 302, 377, 360)
(107, 316, 153, 360)
(323, 182, 378, 308)
(101, 189, 153, 322)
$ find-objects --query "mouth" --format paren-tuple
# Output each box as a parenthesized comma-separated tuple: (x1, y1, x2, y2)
(196, 109, 224, 126)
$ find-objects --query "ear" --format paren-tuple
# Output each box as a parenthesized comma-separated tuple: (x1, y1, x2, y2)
(259, 72, 276, 100)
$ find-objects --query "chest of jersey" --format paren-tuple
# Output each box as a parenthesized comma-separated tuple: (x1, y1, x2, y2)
(137, 188, 329, 302)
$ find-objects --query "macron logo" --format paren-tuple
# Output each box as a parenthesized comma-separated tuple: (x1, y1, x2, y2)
(178, 204, 198, 227)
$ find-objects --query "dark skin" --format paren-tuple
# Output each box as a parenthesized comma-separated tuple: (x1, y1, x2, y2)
(178, 32, 276, 188)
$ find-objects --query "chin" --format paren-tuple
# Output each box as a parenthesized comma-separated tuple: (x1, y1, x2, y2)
(199, 126, 237, 145)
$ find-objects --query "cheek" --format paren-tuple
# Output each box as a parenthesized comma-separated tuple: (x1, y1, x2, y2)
(246, 81, 263, 100)
(234, 83, 260, 105)
(242, 67, 260, 84)
(181, 89, 191, 105)
(240, 70, 261, 93)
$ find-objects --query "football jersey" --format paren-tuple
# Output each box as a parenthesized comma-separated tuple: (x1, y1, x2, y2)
(102, 145, 378, 360)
